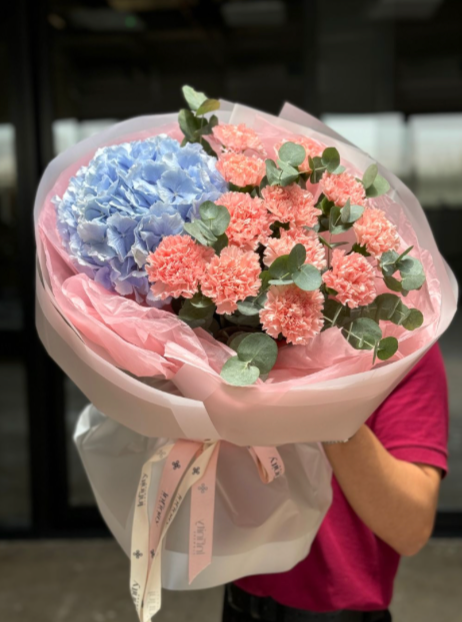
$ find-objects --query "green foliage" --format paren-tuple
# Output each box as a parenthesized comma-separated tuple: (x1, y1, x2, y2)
(321, 147, 341, 173)
(376, 337, 399, 361)
(340, 199, 364, 224)
(278, 142, 306, 167)
(380, 247, 426, 292)
(220, 333, 278, 386)
(184, 201, 230, 253)
(364, 173, 390, 197)
(342, 318, 382, 350)
(179, 299, 215, 329)
(362, 164, 378, 189)
(179, 85, 220, 156)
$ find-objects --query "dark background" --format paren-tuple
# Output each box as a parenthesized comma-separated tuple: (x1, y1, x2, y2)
(0, 0, 461, 539)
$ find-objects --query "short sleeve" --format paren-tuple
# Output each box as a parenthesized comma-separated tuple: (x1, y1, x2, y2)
(367, 344, 449, 476)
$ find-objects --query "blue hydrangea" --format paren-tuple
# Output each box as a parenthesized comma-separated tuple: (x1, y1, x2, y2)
(54, 135, 227, 304)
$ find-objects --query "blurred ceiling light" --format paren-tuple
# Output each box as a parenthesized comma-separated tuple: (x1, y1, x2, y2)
(69, 9, 146, 31)
(108, 0, 195, 10)
(221, 1, 286, 27)
(48, 13, 67, 30)
(367, 0, 444, 20)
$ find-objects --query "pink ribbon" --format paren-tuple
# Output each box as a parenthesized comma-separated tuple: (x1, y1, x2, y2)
(149, 440, 285, 586)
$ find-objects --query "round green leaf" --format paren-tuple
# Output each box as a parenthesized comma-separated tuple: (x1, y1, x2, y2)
(288, 243, 306, 273)
(383, 275, 403, 292)
(342, 318, 382, 350)
(341, 202, 364, 224)
(236, 332, 278, 375)
(321, 147, 341, 173)
(365, 174, 390, 197)
(196, 98, 221, 116)
(182, 85, 208, 111)
(178, 108, 200, 141)
(220, 356, 260, 386)
(278, 142, 306, 167)
(266, 159, 281, 186)
(401, 273, 426, 291)
(211, 233, 228, 254)
(228, 332, 252, 352)
(377, 336, 399, 361)
(362, 164, 378, 189)
(402, 308, 424, 331)
(199, 201, 219, 220)
(269, 255, 291, 280)
(293, 264, 322, 291)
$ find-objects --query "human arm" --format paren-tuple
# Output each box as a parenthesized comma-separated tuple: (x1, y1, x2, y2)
(323, 425, 442, 556)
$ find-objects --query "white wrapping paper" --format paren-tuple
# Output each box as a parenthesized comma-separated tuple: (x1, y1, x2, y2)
(74, 404, 333, 590)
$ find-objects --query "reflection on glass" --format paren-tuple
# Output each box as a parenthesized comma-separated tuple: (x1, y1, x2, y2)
(53, 119, 117, 155)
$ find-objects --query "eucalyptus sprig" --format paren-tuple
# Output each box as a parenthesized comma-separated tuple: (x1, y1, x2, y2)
(183, 201, 230, 254)
(380, 247, 426, 294)
(179, 85, 221, 157)
(220, 332, 278, 386)
(361, 163, 390, 197)
(267, 244, 322, 291)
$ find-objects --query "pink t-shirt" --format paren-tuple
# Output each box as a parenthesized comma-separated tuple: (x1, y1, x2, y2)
(235, 344, 449, 612)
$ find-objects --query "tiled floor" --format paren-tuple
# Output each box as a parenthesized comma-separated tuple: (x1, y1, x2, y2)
(0, 538, 461, 622)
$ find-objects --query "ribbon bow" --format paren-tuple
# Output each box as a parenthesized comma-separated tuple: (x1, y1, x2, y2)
(130, 440, 285, 621)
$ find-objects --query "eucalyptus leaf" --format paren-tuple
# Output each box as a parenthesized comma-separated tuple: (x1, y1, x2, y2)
(377, 336, 399, 361)
(228, 332, 253, 352)
(224, 311, 261, 328)
(401, 272, 426, 291)
(183, 220, 216, 246)
(269, 255, 292, 281)
(237, 294, 267, 316)
(182, 85, 208, 111)
(278, 160, 300, 186)
(321, 147, 341, 173)
(383, 275, 403, 292)
(351, 242, 371, 257)
(288, 244, 306, 273)
(220, 356, 260, 386)
(341, 201, 364, 224)
(292, 264, 322, 291)
(196, 98, 221, 116)
(362, 293, 409, 325)
(266, 159, 281, 186)
(259, 270, 272, 292)
(212, 233, 229, 254)
(199, 202, 230, 236)
(319, 236, 348, 251)
(278, 142, 306, 167)
(236, 332, 278, 375)
(179, 299, 215, 328)
(178, 109, 200, 141)
(329, 205, 349, 235)
(402, 308, 424, 331)
(362, 164, 378, 189)
(332, 165, 346, 174)
(323, 299, 350, 329)
(190, 292, 214, 309)
(342, 317, 382, 350)
(365, 174, 390, 197)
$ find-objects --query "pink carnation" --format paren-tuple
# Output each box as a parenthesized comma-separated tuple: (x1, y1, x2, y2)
(353, 207, 400, 257)
(319, 171, 367, 207)
(216, 192, 272, 251)
(216, 153, 266, 188)
(201, 245, 261, 314)
(260, 285, 324, 346)
(261, 184, 319, 227)
(263, 228, 326, 269)
(275, 136, 324, 173)
(322, 249, 376, 309)
(213, 123, 265, 155)
(146, 235, 214, 300)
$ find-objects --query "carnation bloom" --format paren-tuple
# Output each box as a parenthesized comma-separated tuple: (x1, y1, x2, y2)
(353, 207, 400, 257)
(201, 246, 261, 314)
(216, 192, 272, 251)
(216, 153, 266, 187)
(260, 285, 324, 346)
(213, 123, 265, 155)
(263, 228, 327, 269)
(319, 171, 367, 208)
(322, 249, 376, 309)
(261, 184, 319, 228)
(146, 235, 214, 300)
(275, 136, 325, 173)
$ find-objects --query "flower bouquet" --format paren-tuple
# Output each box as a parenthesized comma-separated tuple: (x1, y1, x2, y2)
(35, 86, 457, 620)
